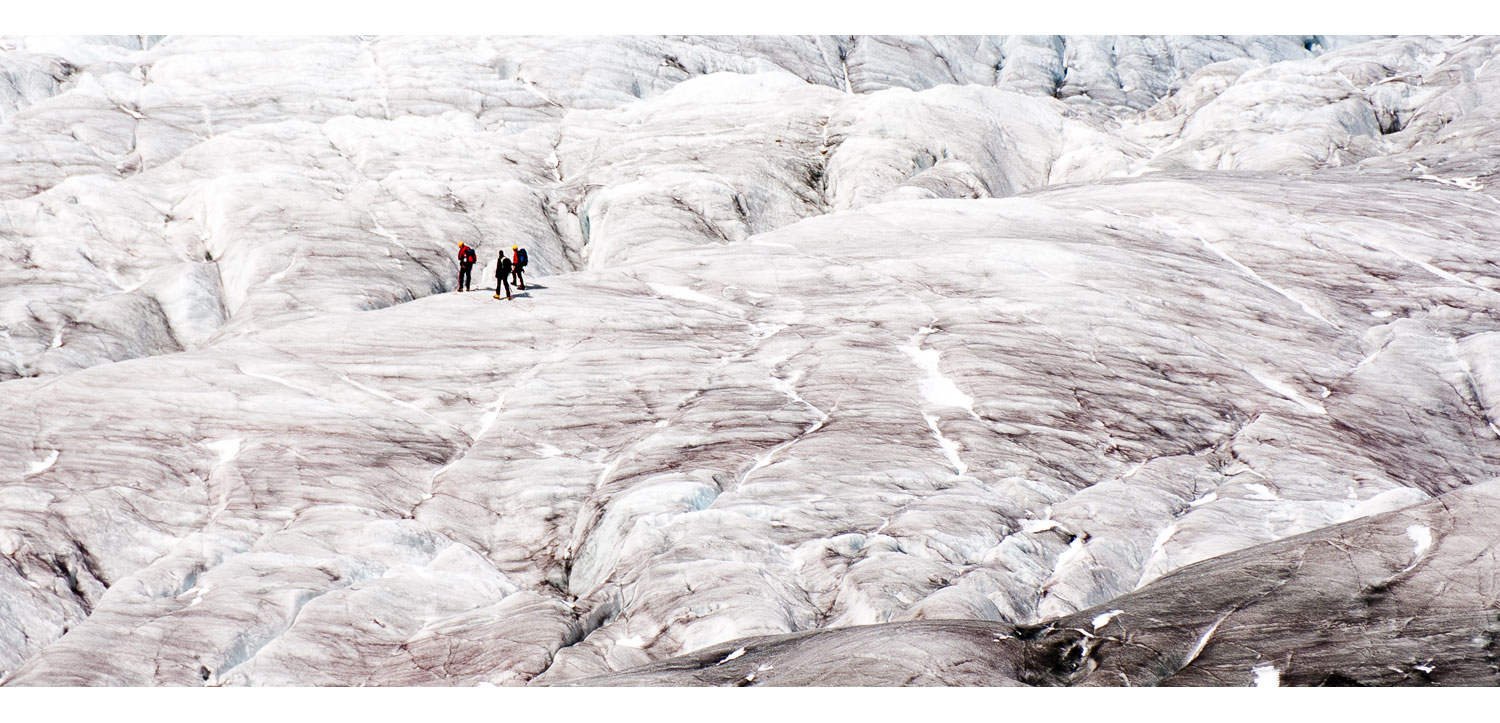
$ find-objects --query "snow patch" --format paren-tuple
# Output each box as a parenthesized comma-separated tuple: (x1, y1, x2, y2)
(1246, 368, 1327, 415)
(25, 450, 60, 476)
(1417, 174, 1484, 191)
(1181, 613, 1229, 667)
(1358, 235, 1500, 298)
(740, 405, 830, 482)
(901, 328, 978, 413)
(1339, 487, 1429, 522)
(1197, 236, 1338, 330)
(1150, 524, 1176, 556)
(1406, 524, 1432, 560)
(1021, 518, 1060, 534)
(1136, 524, 1178, 588)
(1243, 483, 1279, 501)
(715, 647, 746, 665)
(900, 327, 977, 476)
(205, 438, 241, 467)
(1091, 609, 1123, 630)
(1252, 664, 1280, 687)
(1046, 535, 1087, 585)
(648, 283, 742, 317)
(923, 412, 967, 476)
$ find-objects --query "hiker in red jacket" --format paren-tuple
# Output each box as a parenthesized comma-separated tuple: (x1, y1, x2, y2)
(511, 245, 527, 291)
(456, 241, 477, 292)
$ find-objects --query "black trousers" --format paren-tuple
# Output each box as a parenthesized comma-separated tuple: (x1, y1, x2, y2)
(496, 274, 511, 298)
(458, 264, 473, 290)
(512, 265, 525, 289)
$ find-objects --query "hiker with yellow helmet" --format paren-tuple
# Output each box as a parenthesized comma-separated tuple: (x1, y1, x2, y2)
(456, 241, 476, 292)
(510, 245, 528, 291)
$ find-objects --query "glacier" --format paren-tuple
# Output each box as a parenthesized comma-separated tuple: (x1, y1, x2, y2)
(2, 34, 1500, 686)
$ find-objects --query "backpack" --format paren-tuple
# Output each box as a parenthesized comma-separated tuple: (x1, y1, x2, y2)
(517, 248, 528, 267)
(460, 247, 476, 264)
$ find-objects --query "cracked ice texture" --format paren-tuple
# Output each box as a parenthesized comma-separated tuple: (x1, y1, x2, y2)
(1, 34, 1339, 380)
(3, 34, 1500, 686)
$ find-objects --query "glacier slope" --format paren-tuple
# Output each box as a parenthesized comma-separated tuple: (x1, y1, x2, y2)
(5, 173, 1500, 684)
(2, 34, 1347, 381)
(1, 35, 1500, 685)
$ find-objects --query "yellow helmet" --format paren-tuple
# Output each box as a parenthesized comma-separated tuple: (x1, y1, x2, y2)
(512, 245, 518, 249)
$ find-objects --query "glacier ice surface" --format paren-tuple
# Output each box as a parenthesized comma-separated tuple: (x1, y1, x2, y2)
(3, 34, 1500, 686)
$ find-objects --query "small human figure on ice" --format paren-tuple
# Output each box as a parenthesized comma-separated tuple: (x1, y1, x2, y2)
(511, 245, 527, 290)
(494, 250, 513, 300)
(456, 241, 477, 292)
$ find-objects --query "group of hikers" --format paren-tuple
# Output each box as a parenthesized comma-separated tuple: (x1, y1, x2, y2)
(456, 241, 527, 300)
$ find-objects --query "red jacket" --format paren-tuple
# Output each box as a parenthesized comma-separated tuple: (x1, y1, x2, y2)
(458, 245, 476, 265)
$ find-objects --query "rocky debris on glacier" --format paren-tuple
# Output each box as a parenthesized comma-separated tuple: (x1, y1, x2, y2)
(2, 34, 1500, 686)
(569, 477, 1500, 686)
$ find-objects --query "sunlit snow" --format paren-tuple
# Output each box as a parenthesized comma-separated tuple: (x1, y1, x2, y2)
(3, 33, 1500, 687)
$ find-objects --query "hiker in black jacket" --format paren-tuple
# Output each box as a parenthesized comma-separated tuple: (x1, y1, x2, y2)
(494, 252, 513, 300)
